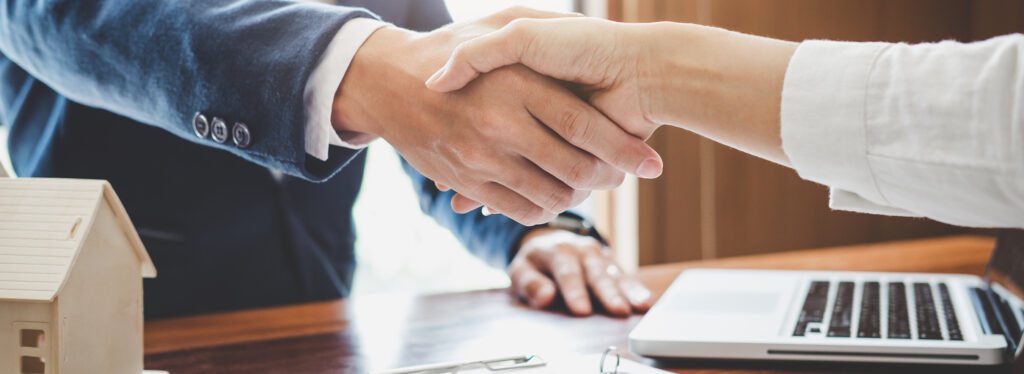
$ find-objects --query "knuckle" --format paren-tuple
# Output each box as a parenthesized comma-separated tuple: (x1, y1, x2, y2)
(604, 168, 626, 189)
(559, 109, 591, 145)
(589, 159, 625, 189)
(505, 18, 534, 33)
(505, 5, 530, 16)
(492, 6, 525, 25)
(569, 189, 591, 208)
(545, 184, 575, 212)
(525, 206, 551, 226)
(566, 156, 601, 189)
(483, 118, 514, 140)
(510, 203, 542, 226)
(451, 141, 488, 171)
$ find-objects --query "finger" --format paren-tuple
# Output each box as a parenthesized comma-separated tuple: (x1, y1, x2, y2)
(435, 182, 451, 191)
(501, 155, 589, 213)
(618, 276, 654, 313)
(454, 155, 586, 215)
(485, 6, 583, 24)
(581, 248, 631, 316)
(451, 192, 483, 213)
(527, 81, 664, 181)
(426, 24, 536, 92)
(509, 260, 557, 309)
(455, 182, 555, 225)
(508, 105, 625, 191)
(535, 248, 591, 316)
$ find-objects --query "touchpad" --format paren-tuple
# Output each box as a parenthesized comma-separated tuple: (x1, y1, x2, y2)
(672, 291, 780, 314)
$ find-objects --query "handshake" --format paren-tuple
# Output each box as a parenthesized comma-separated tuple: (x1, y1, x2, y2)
(334, 7, 796, 225)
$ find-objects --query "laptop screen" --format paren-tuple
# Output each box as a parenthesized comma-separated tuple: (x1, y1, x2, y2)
(983, 230, 1024, 362)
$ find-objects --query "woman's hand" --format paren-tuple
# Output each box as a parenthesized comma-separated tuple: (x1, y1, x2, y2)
(425, 16, 799, 167)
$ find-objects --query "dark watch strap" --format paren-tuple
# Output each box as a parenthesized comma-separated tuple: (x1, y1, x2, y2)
(546, 212, 608, 246)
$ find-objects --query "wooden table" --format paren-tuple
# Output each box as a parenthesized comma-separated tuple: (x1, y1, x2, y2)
(144, 235, 998, 373)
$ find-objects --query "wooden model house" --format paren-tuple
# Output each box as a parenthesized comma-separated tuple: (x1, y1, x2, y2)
(0, 177, 156, 373)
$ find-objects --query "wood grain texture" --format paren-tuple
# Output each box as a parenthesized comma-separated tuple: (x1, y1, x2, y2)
(144, 235, 997, 374)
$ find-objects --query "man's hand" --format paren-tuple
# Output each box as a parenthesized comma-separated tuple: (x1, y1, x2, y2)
(333, 8, 664, 225)
(510, 228, 652, 316)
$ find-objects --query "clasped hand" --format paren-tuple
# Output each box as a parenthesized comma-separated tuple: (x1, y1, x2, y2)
(333, 8, 663, 226)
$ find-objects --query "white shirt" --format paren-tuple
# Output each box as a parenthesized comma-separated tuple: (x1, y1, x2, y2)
(781, 34, 1024, 228)
(303, 18, 387, 161)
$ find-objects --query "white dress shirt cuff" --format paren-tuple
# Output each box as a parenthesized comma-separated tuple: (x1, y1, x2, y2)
(304, 18, 388, 161)
(780, 40, 919, 217)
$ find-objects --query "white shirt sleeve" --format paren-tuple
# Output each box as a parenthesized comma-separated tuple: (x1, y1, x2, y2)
(303, 18, 388, 161)
(780, 34, 1024, 228)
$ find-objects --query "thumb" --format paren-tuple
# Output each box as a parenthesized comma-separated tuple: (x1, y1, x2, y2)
(425, 23, 536, 92)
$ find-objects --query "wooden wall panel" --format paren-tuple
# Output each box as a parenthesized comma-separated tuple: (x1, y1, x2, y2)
(617, 0, 1021, 264)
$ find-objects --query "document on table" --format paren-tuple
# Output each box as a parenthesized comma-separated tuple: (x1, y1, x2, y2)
(378, 353, 672, 374)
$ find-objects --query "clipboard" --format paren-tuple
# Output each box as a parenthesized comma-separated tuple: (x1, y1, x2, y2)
(374, 347, 672, 374)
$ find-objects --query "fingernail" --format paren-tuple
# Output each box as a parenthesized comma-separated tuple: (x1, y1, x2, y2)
(534, 283, 555, 303)
(636, 158, 663, 179)
(629, 288, 652, 303)
(610, 296, 625, 308)
(482, 206, 493, 216)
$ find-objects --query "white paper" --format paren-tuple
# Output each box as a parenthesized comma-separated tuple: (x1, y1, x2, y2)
(450, 354, 670, 374)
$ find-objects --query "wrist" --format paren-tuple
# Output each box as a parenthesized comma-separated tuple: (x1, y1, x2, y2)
(331, 26, 420, 138)
(633, 22, 681, 126)
(653, 23, 797, 164)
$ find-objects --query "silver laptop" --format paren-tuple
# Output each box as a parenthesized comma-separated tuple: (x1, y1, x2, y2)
(630, 230, 1024, 366)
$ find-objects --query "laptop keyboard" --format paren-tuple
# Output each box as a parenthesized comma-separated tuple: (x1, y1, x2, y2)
(913, 283, 942, 339)
(938, 284, 963, 340)
(888, 283, 911, 339)
(792, 281, 829, 336)
(857, 282, 881, 338)
(826, 282, 855, 337)
(793, 280, 963, 341)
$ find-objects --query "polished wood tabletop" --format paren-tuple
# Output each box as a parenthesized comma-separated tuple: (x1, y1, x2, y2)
(144, 235, 999, 373)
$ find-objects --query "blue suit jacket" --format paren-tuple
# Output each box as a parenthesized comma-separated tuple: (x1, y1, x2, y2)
(0, 0, 531, 318)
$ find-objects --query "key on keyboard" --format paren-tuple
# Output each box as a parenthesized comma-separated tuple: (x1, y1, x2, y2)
(828, 282, 855, 337)
(994, 292, 1022, 340)
(857, 281, 881, 338)
(888, 282, 911, 339)
(914, 283, 942, 340)
(973, 287, 1003, 335)
(937, 283, 962, 341)
(793, 281, 830, 336)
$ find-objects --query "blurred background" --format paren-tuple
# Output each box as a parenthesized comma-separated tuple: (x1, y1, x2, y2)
(2, 0, 1021, 296)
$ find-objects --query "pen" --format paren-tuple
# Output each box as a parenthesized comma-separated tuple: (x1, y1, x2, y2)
(374, 354, 546, 374)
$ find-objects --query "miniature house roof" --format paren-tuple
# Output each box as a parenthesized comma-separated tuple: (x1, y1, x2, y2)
(0, 178, 156, 302)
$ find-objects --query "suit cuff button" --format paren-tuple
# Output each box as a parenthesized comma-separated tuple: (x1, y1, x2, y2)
(192, 112, 210, 138)
(211, 117, 229, 143)
(232, 122, 252, 149)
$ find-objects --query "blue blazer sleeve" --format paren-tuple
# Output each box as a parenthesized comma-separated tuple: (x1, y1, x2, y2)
(0, 0, 377, 180)
(402, 157, 534, 268)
